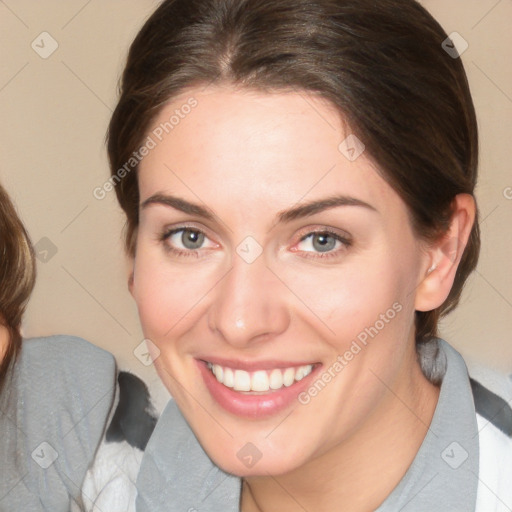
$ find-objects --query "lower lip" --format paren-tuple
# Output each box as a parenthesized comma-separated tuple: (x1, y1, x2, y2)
(197, 360, 319, 419)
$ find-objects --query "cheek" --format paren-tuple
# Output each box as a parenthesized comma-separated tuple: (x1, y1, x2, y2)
(281, 251, 411, 342)
(131, 248, 212, 338)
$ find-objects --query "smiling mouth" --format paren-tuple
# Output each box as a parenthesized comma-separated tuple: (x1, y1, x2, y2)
(205, 361, 315, 393)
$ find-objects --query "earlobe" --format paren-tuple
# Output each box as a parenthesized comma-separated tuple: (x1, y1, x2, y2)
(128, 271, 134, 294)
(0, 324, 9, 362)
(127, 234, 138, 298)
(415, 194, 476, 312)
(127, 258, 135, 297)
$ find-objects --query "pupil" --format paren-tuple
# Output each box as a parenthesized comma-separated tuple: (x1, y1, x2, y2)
(183, 230, 203, 249)
(313, 234, 335, 252)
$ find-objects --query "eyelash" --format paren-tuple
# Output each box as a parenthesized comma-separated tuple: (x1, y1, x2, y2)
(159, 226, 209, 259)
(295, 229, 352, 260)
(159, 226, 352, 260)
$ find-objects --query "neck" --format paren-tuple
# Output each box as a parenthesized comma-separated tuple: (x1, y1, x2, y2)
(241, 346, 440, 512)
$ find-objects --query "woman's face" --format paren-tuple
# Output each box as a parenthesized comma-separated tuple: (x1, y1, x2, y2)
(132, 86, 431, 476)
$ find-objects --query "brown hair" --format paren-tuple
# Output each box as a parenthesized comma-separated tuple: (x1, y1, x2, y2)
(107, 0, 480, 344)
(0, 184, 36, 389)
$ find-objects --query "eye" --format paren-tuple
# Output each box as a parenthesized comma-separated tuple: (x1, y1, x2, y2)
(172, 228, 205, 250)
(160, 227, 217, 257)
(294, 230, 351, 259)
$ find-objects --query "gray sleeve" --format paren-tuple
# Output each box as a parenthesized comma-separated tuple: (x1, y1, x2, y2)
(0, 335, 117, 512)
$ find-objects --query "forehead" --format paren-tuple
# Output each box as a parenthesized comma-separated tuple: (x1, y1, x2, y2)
(137, 85, 403, 222)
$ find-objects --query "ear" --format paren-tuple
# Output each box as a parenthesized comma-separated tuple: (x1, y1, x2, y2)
(128, 270, 135, 296)
(127, 257, 135, 297)
(0, 324, 9, 361)
(415, 194, 476, 312)
(126, 229, 138, 298)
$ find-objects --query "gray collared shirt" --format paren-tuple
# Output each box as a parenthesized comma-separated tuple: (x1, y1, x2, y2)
(0, 336, 116, 511)
(136, 339, 479, 512)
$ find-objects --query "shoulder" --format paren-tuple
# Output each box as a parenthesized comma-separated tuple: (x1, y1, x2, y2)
(0, 335, 118, 511)
(474, 409, 512, 511)
(17, 335, 117, 426)
(468, 363, 512, 437)
(467, 364, 512, 510)
(20, 334, 116, 379)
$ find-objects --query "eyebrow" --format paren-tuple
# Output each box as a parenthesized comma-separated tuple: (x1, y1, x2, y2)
(141, 194, 216, 220)
(140, 193, 377, 223)
(277, 195, 377, 222)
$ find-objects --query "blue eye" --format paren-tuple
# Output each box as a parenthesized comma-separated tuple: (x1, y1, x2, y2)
(300, 233, 337, 252)
(161, 227, 215, 257)
(296, 230, 351, 259)
(174, 228, 205, 250)
(159, 226, 351, 261)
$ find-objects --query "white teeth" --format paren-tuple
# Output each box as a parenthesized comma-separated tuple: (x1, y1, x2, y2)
(207, 361, 314, 392)
(295, 365, 313, 381)
(269, 368, 283, 390)
(223, 367, 234, 388)
(233, 370, 251, 391)
(283, 368, 295, 387)
(251, 370, 270, 392)
(213, 364, 223, 382)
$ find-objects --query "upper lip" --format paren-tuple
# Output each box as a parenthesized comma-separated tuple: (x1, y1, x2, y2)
(198, 357, 319, 371)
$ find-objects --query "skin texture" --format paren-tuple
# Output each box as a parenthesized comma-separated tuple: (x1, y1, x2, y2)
(130, 85, 475, 511)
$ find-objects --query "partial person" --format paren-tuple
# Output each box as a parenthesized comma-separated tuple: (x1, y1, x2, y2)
(91, 0, 512, 510)
(0, 182, 122, 511)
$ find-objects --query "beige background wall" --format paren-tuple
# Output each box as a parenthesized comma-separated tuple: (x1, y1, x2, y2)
(1, 0, 511, 400)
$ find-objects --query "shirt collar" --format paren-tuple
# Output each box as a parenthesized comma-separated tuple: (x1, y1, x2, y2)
(136, 339, 479, 511)
(376, 339, 479, 511)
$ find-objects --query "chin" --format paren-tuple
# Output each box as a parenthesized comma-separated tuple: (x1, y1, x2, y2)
(199, 435, 311, 478)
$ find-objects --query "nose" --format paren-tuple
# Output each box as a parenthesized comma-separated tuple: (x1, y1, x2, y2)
(207, 253, 290, 348)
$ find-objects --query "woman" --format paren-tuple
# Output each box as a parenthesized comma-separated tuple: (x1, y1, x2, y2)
(104, 0, 512, 510)
(0, 182, 119, 511)
(0, 183, 35, 391)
